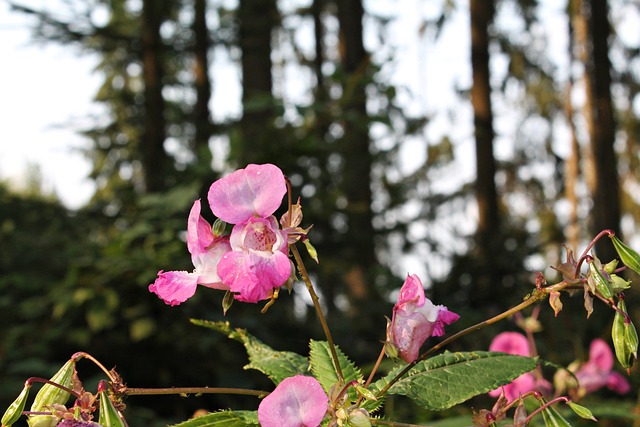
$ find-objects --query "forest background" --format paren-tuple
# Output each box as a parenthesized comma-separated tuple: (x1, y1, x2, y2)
(2, 0, 640, 425)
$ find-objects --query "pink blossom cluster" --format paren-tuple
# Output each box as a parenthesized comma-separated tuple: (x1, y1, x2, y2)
(149, 164, 293, 305)
(387, 274, 460, 363)
(489, 332, 630, 401)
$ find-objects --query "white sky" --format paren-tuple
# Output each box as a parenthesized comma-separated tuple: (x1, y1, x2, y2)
(0, 1, 100, 208)
(0, 0, 576, 215)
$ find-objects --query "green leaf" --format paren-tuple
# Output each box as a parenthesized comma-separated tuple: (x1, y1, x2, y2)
(309, 340, 363, 398)
(373, 351, 538, 411)
(170, 410, 259, 427)
(191, 320, 308, 384)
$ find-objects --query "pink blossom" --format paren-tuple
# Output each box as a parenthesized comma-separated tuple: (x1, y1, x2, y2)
(207, 164, 292, 302)
(258, 375, 328, 427)
(149, 200, 231, 306)
(490, 332, 530, 357)
(208, 163, 286, 224)
(489, 332, 538, 400)
(388, 274, 460, 363)
(575, 339, 630, 394)
(217, 216, 291, 302)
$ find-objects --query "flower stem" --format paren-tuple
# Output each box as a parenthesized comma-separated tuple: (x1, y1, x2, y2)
(372, 418, 435, 427)
(290, 243, 344, 382)
(121, 387, 268, 397)
(375, 287, 549, 398)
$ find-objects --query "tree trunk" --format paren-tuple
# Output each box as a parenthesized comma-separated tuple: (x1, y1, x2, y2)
(141, 0, 169, 192)
(336, 0, 377, 307)
(584, 0, 621, 260)
(237, 0, 276, 164)
(469, 0, 500, 298)
(193, 0, 212, 153)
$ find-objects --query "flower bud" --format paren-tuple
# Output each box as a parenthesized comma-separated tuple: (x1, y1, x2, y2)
(610, 235, 640, 275)
(1, 382, 31, 426)
(212, 218, 227, 237)
(98, 381, 126, 427)
(347, 408, 371, 427)
(28, 359, 76, 427)
(222, 290, 234, 315)
(587, 259, 613, 300)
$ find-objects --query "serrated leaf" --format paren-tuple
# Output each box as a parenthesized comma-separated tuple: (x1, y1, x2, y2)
(170, 410, 259, 427)
(309, 340, 362, 399)
(191, 320, 308, 384)
(373, 351, 538, 411)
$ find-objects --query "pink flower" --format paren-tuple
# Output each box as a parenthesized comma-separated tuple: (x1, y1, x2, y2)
(488, 332, 538, 400)
(575, 339, 630, 394)
(149, 200, 231, 306)
(208, 163, 287, 224)
(208, 164, 292, 303)
(258, 375, 328, 427)
(217, 216, 291, 302)
(387, 274, 460, 363)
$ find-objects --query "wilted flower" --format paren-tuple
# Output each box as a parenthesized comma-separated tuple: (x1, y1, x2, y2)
(149, 200, 231, 306)
(574, 339, 630, 395)
(387, 274, 459, 363)
(258, 375, 328, 427)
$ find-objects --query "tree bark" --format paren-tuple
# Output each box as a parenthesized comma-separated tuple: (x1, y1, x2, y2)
(584, 0, 621, 260)
(336, 0, 377, 307)
(193, 0, 212, 152)
(469, 0, 500, 298)
(237, 0, 276, 164)
(141, 0, 169, 192)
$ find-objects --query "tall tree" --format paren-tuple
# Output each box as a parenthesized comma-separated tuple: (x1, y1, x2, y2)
(237, 0, 277, 164)
(469, 0, 501, 300)
(141, 0, 170, 192)
(336, 0, 378, 308)
(583, 0, 621, 260)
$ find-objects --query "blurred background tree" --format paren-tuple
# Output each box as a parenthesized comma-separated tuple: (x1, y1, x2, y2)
(3, 0, 640, 424)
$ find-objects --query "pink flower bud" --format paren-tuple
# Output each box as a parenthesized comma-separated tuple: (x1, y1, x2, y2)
(387, 274, 459, 363)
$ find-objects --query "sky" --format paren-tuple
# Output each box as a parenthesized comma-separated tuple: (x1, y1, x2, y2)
(0, 0, 478, 210)
(0, 1, 103, 208)
(0, 0, 578, 214)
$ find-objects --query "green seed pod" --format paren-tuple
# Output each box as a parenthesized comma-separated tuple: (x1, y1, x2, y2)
(587, 260, 614, 300)
(610, 235, 640, 275)
(28, 359, 76, 427)
(612, 301, 634, 370)
(98, 382, 126, 427)
(1, 382, 31, 426)
(540, 402, 572, 427)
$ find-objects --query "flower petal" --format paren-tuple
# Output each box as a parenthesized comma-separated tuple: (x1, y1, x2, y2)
(148, 270, 199, 306)
(208, 164, 286, 224)
(489, 332, 530, 357)
(217, 250, 291, 302)
(187, 199, 214, 257)
(397, 274, 426, 307)
(258, 375, 328, 427)
(587, 338, 614, 372)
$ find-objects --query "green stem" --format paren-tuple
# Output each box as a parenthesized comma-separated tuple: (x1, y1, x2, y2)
(376, 287, 549, 398)
(122, 387, 268, 397)
(291, 244, 344, 382)
(372, 418, 434, 427)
